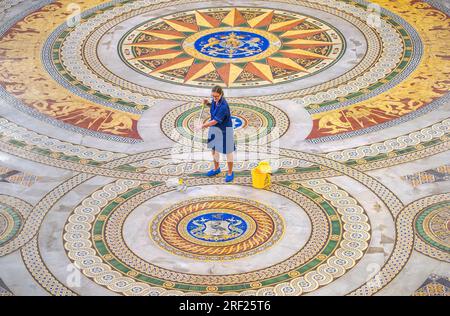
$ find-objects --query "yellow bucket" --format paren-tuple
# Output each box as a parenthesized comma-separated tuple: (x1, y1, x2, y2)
(251, 161, 272, 189)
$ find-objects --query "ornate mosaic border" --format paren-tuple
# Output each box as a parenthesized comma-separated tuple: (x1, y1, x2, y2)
(349, 193, 450, 295)
(0, 114, 447, 182)
(63, 178, 370, 294)
(19, 145, 414, 296)
(117, 7, 345, 88)
(150, 196, 285, 261)
(0, 194, 33, 256)
(48, 0, 395, 105)
(0, 204, 22, 246)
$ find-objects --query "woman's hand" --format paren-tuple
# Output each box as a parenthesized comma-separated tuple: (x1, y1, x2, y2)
(203, 99, 211, 107)
(194, 122, 204, 131)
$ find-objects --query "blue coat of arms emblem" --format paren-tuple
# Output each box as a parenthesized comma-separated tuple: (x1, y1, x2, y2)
(186, 212, 248, 242)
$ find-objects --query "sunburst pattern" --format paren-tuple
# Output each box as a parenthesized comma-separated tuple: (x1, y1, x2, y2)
(120, 7, 344, 88)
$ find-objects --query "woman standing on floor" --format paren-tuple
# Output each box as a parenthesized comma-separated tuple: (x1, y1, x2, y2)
(200, 85, 236, 182)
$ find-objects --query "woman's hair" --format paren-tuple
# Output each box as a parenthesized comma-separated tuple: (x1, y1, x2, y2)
(211, 85, 224, 97)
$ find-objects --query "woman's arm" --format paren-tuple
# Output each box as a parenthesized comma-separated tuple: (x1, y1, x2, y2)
(202, 120, 218, 129)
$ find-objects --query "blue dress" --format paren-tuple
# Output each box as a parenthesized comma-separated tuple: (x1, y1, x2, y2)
(207, 97, 236, 154)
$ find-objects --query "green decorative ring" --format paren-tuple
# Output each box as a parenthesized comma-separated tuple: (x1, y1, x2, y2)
(0, 204, 23, 246)
(90, 183, 342, 292)
(415, 201, 450, 253)
(162, 101, 289, 145)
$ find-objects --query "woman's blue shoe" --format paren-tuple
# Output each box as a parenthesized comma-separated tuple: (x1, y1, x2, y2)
(225, 172, 234, 183)
(206, 168, 221, 177)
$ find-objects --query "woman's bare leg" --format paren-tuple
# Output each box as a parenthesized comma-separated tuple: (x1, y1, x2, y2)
(212, 150, 220, 170)
(226, 152, 233, 175)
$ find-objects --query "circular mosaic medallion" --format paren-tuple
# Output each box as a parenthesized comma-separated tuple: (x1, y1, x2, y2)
(7, 0, 442, 144)
(0, 204, 23, 246)
(185, 28, 278, 63)
(185, 212, 248, 242)
(63, 177, 372, 295)
(120, 7, 344, 88)
(150, 197, 283, 260)
(415, 201, 450, 253)
(161, 101, 289, 145)
(32, 0, 435, 143)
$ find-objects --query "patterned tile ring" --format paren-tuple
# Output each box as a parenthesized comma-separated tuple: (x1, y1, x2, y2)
(349, 193, 450, 296)
(63, 178, 371, 295)
(3, 0, 447, 144)
(150, 197, 284, 260)
(21, 237, 78, 296)
(0, 203, 23, 246)
(0, 0, 448, 298)
(0, 114, 447, 181)
(53, 0, 388, 102)
(0, 194, 33, 256)
(161, 100, 289, 145)
(119, 7, 344, 88)
(20, 144, 411, 296)
(414, 200, 450, 262)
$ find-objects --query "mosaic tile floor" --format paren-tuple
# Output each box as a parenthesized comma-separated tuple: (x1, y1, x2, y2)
(0, 0, 448, 296)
